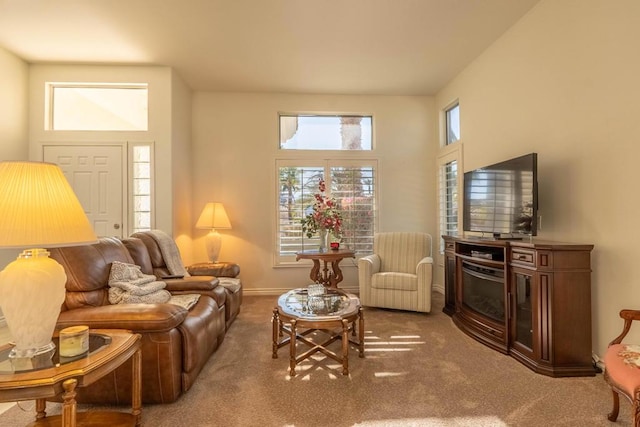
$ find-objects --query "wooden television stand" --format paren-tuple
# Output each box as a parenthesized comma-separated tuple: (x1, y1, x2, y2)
(442, 235, 595, 377)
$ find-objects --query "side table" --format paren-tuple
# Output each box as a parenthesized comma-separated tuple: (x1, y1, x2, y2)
(0, 329, 142, 427)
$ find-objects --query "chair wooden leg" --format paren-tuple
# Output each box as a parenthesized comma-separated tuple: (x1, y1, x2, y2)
(608, 389, 620, 422)
(634, 394, 640, 427)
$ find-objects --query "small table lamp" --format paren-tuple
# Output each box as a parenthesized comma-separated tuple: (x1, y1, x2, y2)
(196, 202, 231, 263)
(0, 161, 98, 359)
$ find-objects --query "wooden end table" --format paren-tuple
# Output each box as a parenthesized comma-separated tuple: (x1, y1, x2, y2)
(295, 249, 355, 288)
(0, 329, 142, 427)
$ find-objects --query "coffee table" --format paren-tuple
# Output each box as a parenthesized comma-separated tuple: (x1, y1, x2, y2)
(0, 329, 142, 427)
(271, 287, 364, 376)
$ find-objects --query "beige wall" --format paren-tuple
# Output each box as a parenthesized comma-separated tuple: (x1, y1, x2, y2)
(435, 0, 640, 357)
(0, 47, 29, 270)
(192, 93, 437, 294)
(170, 70, 195, 263)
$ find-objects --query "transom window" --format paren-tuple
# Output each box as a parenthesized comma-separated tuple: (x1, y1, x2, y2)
(445, 103, 460, 145)
(280, 114, 373, 150)
(47, 83, 148, 131)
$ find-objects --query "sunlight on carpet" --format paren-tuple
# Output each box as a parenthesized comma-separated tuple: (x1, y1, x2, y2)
(353, 416, 508, 426)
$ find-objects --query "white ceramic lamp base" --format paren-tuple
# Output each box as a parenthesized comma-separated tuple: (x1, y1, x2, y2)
(204, 230, 222, 263)
(0, 249, 67, 359)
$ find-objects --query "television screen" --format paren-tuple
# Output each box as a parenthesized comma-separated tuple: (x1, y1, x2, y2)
(463, 153, 537, 237)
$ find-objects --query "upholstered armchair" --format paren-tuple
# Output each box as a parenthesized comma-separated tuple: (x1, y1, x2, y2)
(358, 232, 433, 313)
(603, 309, 640, 426)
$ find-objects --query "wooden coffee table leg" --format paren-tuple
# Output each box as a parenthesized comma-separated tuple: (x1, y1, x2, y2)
(272, 308, 280, 359)
(358, 307, 365, 358)
(342, 318, 349, 375)
(289, 319, 297, 377)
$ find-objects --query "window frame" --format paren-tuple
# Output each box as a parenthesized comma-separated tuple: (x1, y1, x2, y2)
(129, 142, 155, 234)
(278, 113, 374, 151)
(274, 159, 378, 266)
(444, 102, 460, 146)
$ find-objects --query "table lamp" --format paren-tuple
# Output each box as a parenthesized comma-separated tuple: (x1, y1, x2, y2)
(0, 161, 98, 359)
(195, 202, 231, 263)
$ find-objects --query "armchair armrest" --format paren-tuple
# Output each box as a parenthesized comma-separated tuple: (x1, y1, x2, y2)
(609, 309, 640, 346)
(417, 256, 433, 277)
(358, 254, 381, 275)
(56, 303, 188, 333)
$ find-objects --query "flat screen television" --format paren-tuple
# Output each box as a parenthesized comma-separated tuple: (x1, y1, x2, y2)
(463, 153, 538, 239)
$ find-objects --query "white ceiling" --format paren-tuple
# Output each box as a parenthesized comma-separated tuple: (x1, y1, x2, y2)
(0, 0, 539, 95)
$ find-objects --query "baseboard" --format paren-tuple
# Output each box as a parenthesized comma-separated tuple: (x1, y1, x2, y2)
(245, 285, 439, 297)
(244, 286, 360, 296)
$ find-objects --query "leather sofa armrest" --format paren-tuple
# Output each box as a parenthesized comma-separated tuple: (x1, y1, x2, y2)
(187, 262, 240, 278)
(163, 276, 220, 293)
(56, 303, 188, 333)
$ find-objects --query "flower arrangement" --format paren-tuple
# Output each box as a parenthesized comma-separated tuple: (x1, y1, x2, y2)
(301, 179, 343, 239)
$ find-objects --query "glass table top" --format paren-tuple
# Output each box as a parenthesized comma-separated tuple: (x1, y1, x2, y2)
(0, 333, 112, 374)
(277, 287, 360, 320)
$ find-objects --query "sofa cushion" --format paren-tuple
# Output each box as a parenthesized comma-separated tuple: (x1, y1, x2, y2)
(49, 237, 135, 311)
(372, 272, 417, 291)
(121, 237, 154, 275)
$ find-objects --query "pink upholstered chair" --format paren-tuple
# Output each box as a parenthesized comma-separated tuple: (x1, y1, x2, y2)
(604, 309, 640, 426)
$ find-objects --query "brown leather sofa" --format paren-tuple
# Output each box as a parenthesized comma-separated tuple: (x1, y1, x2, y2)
(49, 237, 233, 404)
(126, 231, 242, 329)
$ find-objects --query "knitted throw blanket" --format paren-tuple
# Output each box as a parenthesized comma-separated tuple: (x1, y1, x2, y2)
(108, 261, 199, 310)
(147, 229, 190, 277)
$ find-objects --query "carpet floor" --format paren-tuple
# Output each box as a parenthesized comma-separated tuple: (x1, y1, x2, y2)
(0, 292, 630, 426)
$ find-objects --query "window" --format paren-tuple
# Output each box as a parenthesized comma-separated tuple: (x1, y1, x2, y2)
(277, 160, 377, 264)
(438, 101, 462, 253)
(280, 115, 373, 150)
(439, 159, 459, 241)
(47, 83, 148, 131)
(130, 143, 154, 233)
(445, 103, 460, 145)
(276, 113, 377, 265)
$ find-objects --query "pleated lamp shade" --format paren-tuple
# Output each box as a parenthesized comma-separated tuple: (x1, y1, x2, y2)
(196, 202, 232, 230)
(0, 161, 98, 248)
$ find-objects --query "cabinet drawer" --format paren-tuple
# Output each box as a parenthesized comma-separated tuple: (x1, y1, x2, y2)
(511, 249, 535, 266)
(445, 241, 455, 251)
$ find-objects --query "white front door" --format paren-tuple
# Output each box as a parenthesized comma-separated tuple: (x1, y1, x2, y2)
(43, 145, 124, 238)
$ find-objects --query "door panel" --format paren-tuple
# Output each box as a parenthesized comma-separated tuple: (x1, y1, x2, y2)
(43, 145, 124, 238)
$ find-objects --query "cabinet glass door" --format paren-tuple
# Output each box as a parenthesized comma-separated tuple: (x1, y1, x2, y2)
(514, 272, 533, 350)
